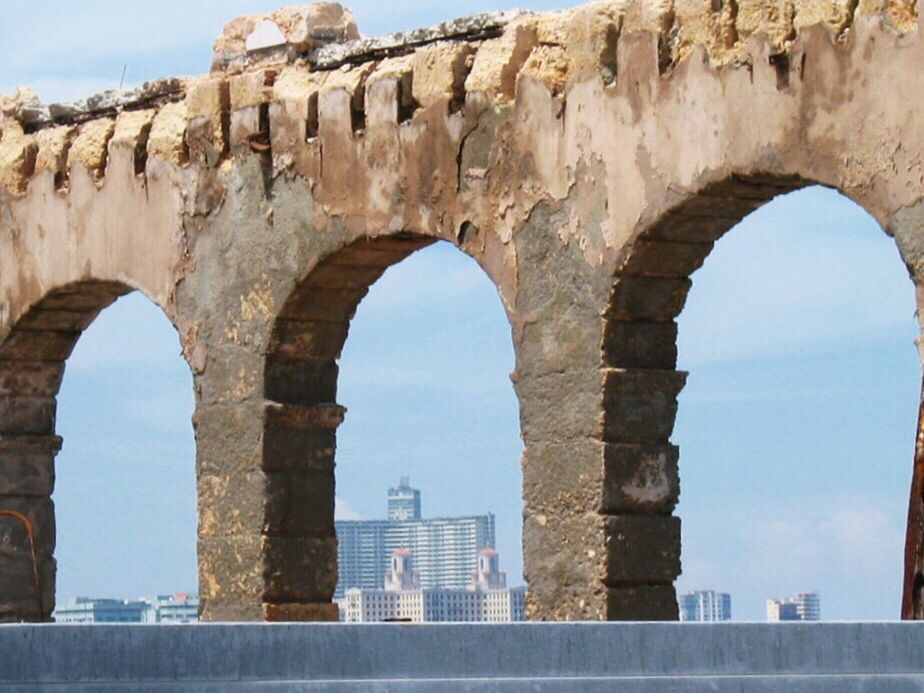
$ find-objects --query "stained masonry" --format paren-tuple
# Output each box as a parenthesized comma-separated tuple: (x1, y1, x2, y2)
(0, 0, 923, 623)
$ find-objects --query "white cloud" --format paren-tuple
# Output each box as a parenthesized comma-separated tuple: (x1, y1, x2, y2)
(335, 497, 363, 521)
(678, 494, 905, 620)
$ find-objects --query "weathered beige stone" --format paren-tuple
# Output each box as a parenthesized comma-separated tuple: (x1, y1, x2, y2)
(411, 42, 476, 109)
(187, 77, 229, 120)
(272, 66, 327, 106)
(34, 125, 76, 176)
(0, 121, 36, 192)
(322, 62, 375, 96)
(520, 44, 572, 95)
(147, 101, 189, 166)
(465, 22, 539, 99)
(735, 0, 796, 46)
(110, 109, 157, 150)
(67, 118, 116, 177)
(793, 0, 857, 33)
(230, 71, 272, 111)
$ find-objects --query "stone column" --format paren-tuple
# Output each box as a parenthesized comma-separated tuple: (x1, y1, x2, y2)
(512, 202, 682, 620)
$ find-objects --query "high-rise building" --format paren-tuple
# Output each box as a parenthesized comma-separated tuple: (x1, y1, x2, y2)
(339, 548, 526, 623)
(335, 480, 495, 598)
(388, 477, 421, 521)
(679, 590, 732, 622)
(767, 592, 821, 621)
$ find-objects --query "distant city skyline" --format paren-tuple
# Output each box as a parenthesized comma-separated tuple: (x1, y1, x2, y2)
(336, 479, 500, 598)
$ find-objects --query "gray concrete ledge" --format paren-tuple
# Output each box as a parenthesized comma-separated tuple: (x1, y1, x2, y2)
(1, 623, 923, 691)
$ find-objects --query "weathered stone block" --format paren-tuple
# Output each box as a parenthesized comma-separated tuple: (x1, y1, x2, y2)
(0, 122, 37, 193)
(197, 534, 264, 619)
(604, 515, 681, 585)
(264, 358, 339, 405)
(262, 536, 337, 603)
(230, 71, 272, 112)
(521, 438, 604, 516)
(186, 78, 229, 166)
(193, 402, 263, 476)
(110, 109, 156, 152)
(603, 320, 678, 370)
(465, 22, 538, 100)
(15, 309, 98, 333)
(67, 118, 115, 178)
(602, 369, 687, 443)
(0, 449, 56, 496)
(602, 443, 679, 514)
(411, 42, 476, 109)
(522, 510, 607, 621)
(34, 126, 76, 178)
(607, 584, 679, 621)
(263, 401, 345, 431)
(0, 495, 54, 557)
(268, 319, 349, 360)
(197, 471, 266, 538)
(277, 286, 369, 322)
(0, 363, 65, 398)
(0, 556, 54, 622)
(0, 330, 79, 362)
(609, 276, 691, 321)
(516, 370, 605, 443)
(622, 239, 713, 278)
(262, 427, 336, 472)
(264, 469, 334, 536)
(147, 101, 189, 166)
(0, 397, 56, 436)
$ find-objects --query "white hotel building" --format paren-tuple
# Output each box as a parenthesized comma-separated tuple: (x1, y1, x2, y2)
(340, 548, 526, 623)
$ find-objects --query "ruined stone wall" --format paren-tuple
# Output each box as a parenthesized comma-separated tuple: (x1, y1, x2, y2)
(0, 0, 921, 622)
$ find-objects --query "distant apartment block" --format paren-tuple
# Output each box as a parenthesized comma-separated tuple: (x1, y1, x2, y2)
(53, 594, 199, 623)
(335, 479, 495, 598)
(54, 597, 149, 624)
(767, 592, 821, 621)
(142, 593, 200, 623)
(679, 590, 732, 622)
(340, 547, 526, 623)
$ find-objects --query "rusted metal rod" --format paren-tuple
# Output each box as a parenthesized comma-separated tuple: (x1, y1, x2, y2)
(0, 510, 44, 622)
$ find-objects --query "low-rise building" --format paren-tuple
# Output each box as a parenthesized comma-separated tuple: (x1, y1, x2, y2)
(767, 592, 820, 621)
(53, 597, 148, 624)
(340, 548, 526, 623)
(53, 594, 199, 623)
(142, 593, 200, 623)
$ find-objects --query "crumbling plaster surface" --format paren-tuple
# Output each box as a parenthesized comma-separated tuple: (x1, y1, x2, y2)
(0, 0, 921, 622)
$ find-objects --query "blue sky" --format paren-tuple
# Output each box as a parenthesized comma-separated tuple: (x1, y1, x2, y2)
(3, 3, 920, 621)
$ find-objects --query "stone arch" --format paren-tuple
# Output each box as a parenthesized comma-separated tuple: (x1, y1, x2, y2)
(602, 173, 921, 619)
(259, 231, 517, 621)
(0, 279, 189, 622)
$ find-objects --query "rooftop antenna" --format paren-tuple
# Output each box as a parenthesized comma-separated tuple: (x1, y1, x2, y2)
(119, 64, 127, 91)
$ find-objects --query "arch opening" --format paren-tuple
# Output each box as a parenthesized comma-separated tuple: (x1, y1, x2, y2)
(263, 234, 523, 621)
(0, 282, 196, 622)
(602, 176, 920, 620)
